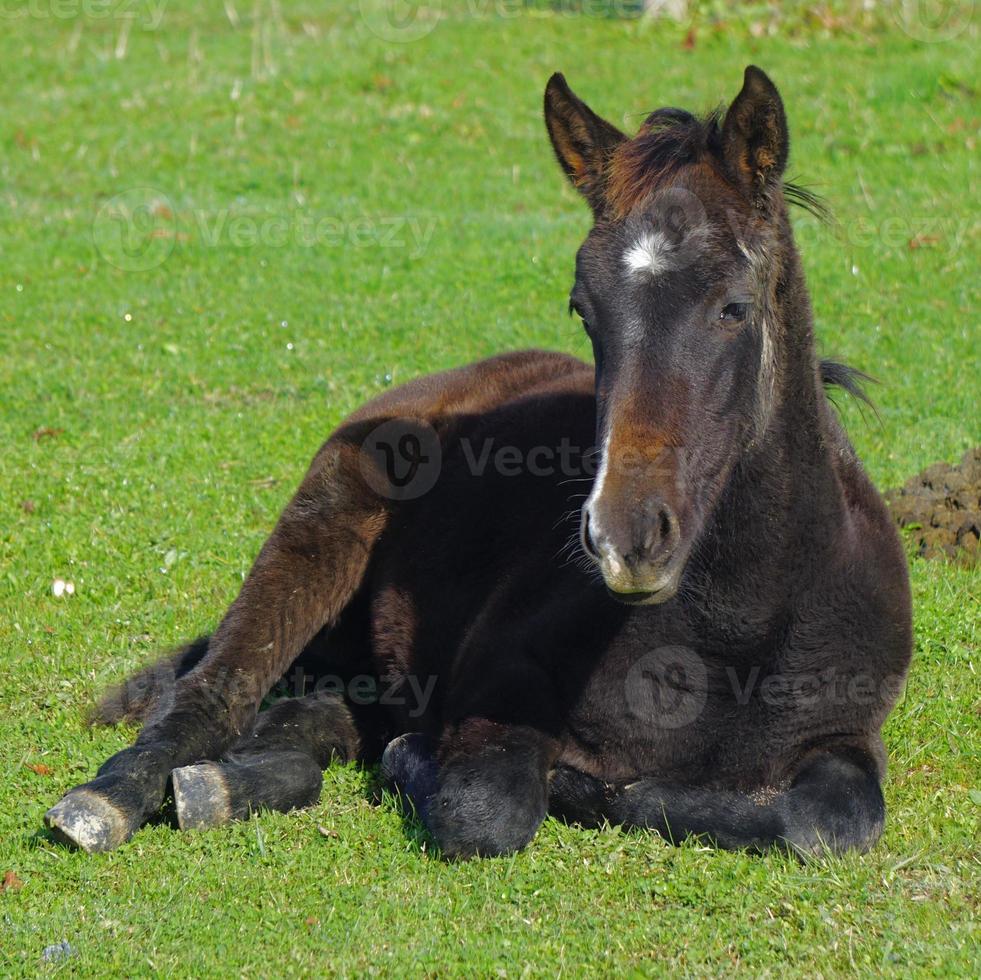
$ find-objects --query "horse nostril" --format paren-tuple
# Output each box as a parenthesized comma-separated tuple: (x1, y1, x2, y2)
(580, 508, 600, 560)
(645, 504, 679, 563)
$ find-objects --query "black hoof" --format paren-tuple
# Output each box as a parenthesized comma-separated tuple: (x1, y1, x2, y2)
(44, 787, 137, 853)
(381, 733, 438, 822)
(547, 765, 611, 827)
(171, 763, 233, 831)
(429, 783, 545, 860)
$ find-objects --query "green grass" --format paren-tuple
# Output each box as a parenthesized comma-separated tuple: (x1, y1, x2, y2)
(0, 2, 978, 975)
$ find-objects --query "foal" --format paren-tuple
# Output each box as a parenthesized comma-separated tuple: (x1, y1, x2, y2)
(47, 67, 912, 858)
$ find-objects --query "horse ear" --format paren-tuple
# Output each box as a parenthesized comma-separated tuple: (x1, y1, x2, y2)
(544, 73, 626, 216)
(721, 66, 789, 208)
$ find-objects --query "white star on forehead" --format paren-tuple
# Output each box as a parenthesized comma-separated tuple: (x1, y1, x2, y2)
(622, 231, 671, 278)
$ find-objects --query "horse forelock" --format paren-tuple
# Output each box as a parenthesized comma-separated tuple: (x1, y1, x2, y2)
(604, 109, 724, 220)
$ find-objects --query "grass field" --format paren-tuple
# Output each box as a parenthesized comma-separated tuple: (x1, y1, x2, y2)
(0, 1, 978, 975)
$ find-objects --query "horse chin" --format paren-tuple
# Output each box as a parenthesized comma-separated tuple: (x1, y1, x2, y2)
(603, 567, 682, 606)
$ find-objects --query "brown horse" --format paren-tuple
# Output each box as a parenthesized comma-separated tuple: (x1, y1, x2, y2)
(46, 67, 912, 858)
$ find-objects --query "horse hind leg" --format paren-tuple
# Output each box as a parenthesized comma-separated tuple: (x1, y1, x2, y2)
(45, 424, 391, 853)
(171, 692, 380, 831)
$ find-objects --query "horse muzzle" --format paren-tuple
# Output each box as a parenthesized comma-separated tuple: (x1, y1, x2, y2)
(581, 497, 685, 605)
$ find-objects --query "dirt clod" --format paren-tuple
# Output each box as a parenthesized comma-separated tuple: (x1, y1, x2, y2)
(885, 447, 981, 564)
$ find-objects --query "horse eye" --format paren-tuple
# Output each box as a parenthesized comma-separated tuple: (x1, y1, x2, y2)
(720, 302, 749, 322)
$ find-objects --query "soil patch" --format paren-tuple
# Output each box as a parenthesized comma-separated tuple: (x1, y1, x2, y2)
(885, 447, 981, 564)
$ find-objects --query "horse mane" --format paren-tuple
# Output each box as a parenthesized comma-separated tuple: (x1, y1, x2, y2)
(605, 107, 831, 223)
(820, 359, 877, 414)
(783, 181, 831, 222)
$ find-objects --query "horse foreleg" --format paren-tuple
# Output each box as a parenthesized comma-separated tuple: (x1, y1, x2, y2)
(383, 723, 558, 859)
(549, 746, 886, 856)
(382, 659, 563, 859)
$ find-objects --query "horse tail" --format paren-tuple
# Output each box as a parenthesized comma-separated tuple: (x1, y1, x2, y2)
(90, 636, 211, 727)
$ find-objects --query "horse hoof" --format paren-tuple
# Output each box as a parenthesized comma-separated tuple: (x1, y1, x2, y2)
(380, 733, 438, 823)
(44, 788, 134, 853)
(171, 763, 232, 831)
(380, 733, 435, 787)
